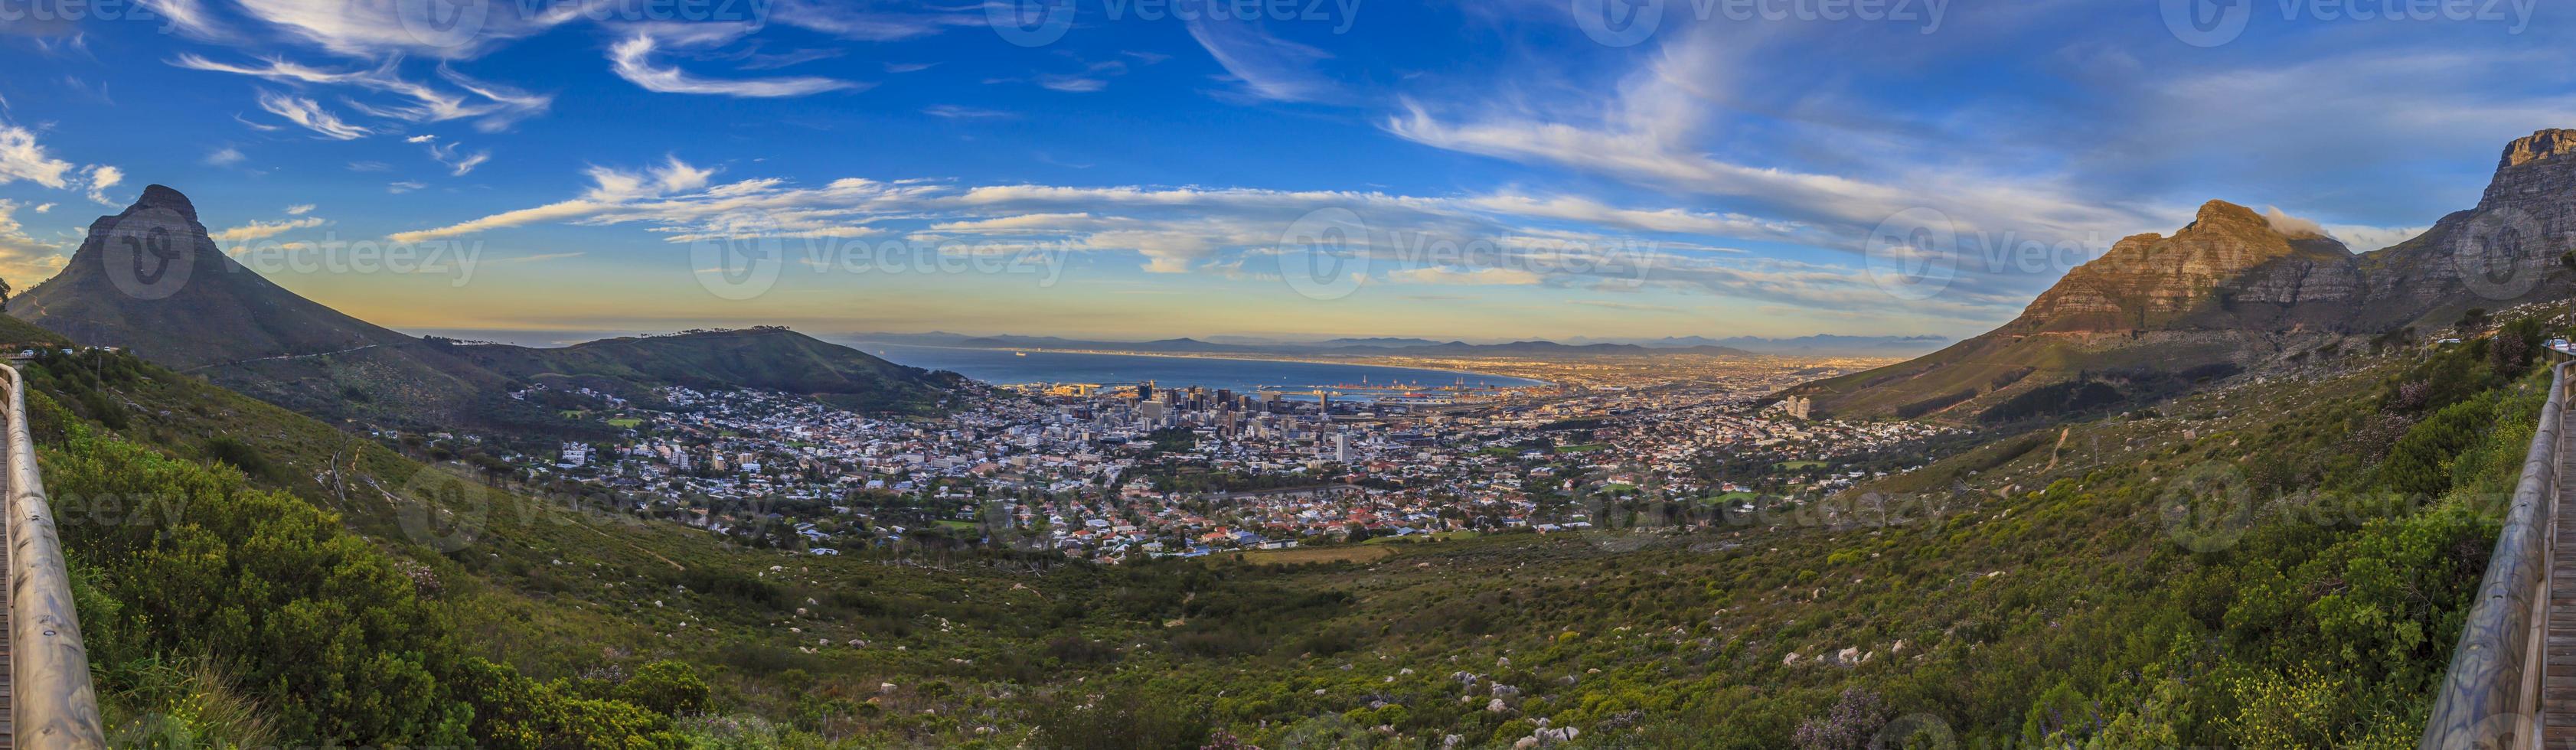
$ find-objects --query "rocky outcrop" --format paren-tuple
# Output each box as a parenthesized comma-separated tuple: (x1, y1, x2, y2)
(2355, 129, 2576, 326)
(11, 184, 418, 368)
(2012, 200, 2360, 333)
(1794, 128, 2576, 419)
(2008, 129, 2576, 336)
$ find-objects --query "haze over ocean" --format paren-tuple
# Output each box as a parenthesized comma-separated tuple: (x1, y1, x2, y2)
(856, 343, 1546, 393)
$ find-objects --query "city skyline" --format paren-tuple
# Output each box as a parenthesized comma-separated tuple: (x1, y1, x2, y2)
(0, 1, 2565, 341)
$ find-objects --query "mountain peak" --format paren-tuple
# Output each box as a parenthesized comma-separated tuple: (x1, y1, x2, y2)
(2503, 129, 2576, 169)
(2192, 199, 2262, 224)
(129, 184, 198, 221)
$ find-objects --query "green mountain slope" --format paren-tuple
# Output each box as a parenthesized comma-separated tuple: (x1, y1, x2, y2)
(21, 305, 2546, 747)
(11, 187, 957, 435)
(452, 328, 962, 415)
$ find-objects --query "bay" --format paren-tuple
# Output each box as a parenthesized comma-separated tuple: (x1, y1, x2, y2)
(855, 343, 1546, 393)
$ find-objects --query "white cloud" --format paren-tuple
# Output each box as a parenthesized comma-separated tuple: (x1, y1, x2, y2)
(177, 54, 552, 132)
(31, 204, 53, 214)
(2259, 206, 2327, 238)
(1036, 76, 1108, 93)
(134, 0, 230, 41)
(212, 216, 325, 242)
(285, 204, 315, 215)
(0, 123, 77, 188)
(230, 0, 570, 59)
(388, 181, 428, 194)
(582, 157, 717, 201)
(390, 199, 605, 242)
(417, 136, 491, 176)
(206, 146, 247, 166)
(608, 31, 863, 98)
(2329, 224, 2427, 254)
(923, 105, 1013, 119)
(85, 165, 124, 206)
(387, 163, 1801, 286)
(254, 90, 371, 139)
(1185, 18, 1337, 103)
(766, 0, 984, 41)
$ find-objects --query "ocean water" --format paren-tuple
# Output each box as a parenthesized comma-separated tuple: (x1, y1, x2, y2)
(857, 343, 1546, 393)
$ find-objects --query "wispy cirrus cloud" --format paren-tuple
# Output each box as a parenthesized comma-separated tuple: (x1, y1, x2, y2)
(253, 90, 371, 139)
(213, 216, 326, 243)
(1185, 18, 1337, 103)
(174, 54, 553, 132)
(387, 160, 1814, 289)
(608, 28, 864, 98)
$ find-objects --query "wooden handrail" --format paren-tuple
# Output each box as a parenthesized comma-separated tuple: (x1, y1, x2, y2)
(2, 364, 104, 748)
(2420, 361, 2571, 748)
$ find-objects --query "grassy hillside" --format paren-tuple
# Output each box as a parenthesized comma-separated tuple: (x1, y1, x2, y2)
(1785, 326, 2344, 423)
(15, 311, 2552, 747)
(452, 327, 962, 416)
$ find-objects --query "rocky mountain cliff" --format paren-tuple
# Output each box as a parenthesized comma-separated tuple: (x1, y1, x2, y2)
(11, 184, 421, 367)
(2354, 129, 2576, 325)
(1790, 129, 2576, 422)
(2011, 200, 2359, 334)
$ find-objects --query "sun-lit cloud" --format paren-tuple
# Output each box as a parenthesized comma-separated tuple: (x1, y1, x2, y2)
(212, 216, 327, 243)
(0, 200, 70, 285)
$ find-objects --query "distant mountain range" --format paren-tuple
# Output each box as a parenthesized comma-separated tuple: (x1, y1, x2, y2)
(10, 186, 960, 439)
(1788, 128, 2576, 422)
(851, 332, 1786, 358)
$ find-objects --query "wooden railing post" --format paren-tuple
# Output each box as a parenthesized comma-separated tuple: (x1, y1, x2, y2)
(2420, 362, 2571, 749)
(2, 364, 105, 748)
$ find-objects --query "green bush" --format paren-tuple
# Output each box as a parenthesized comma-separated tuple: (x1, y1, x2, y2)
(617, 660, 710, 716)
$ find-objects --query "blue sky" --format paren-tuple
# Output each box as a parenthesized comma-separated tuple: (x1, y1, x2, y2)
(0, 0, 2567, 343)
